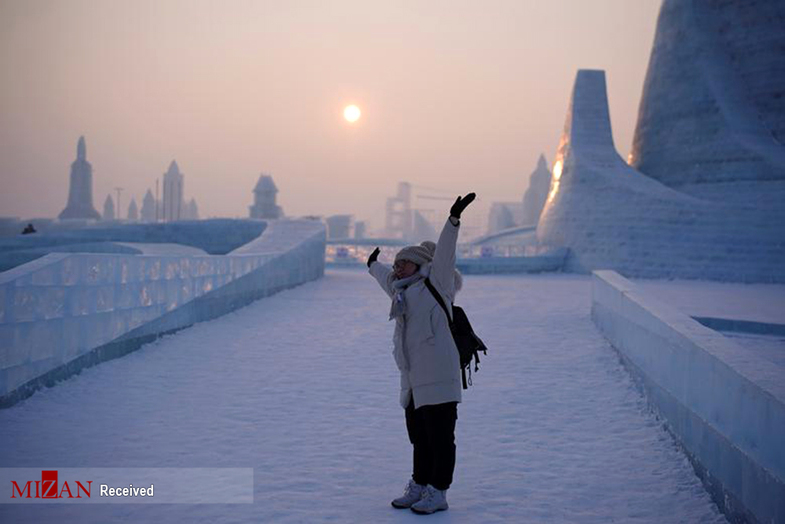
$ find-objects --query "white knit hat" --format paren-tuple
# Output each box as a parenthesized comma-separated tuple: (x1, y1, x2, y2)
(395, 241, 436, 266)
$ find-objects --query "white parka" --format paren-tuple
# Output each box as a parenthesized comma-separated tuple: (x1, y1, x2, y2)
(369, 217, 462, 409)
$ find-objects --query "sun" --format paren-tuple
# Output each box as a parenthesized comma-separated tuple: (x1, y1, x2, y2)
(343, 105, 361, 123)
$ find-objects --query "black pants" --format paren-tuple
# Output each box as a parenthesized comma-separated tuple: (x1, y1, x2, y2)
(405, 399, 458, 491)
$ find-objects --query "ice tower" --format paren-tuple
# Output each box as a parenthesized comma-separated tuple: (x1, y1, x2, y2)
(141, 189, 157, 222)
(521, 154, 551, 226)
(249, 174, 282, 219)
(58, 136, 101, 220)
(536, 70, 785, 281)
(102, 194, 115, 221)
(162, 160, 184, 222)
(630, 0, 785, 207)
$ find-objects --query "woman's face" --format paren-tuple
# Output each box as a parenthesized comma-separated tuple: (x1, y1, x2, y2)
(393, 259, 418, 279)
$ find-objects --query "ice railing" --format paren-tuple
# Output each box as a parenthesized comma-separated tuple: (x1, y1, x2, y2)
(591, 270, 785, 524)
(0, 219, 326, 403)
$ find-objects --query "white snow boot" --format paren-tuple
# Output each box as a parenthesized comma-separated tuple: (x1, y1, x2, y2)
(391, 479, 426, 509)
(410, 484, 448, 514)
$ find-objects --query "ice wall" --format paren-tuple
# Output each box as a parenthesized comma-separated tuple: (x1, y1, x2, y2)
(0, 242, 209, 273)
(535, 69, 785, 282)
(0, 219, 265, 254)
(591, 270, 785, 524)
(0, 220, 266, 272)
(630, 0, 785, 206)
(456, 248, 567, 274)
(0, 219, 325, 408)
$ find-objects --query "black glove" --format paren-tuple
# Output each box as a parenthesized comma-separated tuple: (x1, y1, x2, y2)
(367, 247, 380, 268)
(450, 192, 476, 219)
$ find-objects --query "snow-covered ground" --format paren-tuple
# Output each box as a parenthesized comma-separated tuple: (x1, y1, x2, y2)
(0, 269, 725, 523)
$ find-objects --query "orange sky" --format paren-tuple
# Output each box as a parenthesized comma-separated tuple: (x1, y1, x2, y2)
(0, 0, 662, 231)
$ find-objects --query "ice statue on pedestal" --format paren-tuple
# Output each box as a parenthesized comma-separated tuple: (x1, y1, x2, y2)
(58, 136, 101, 220)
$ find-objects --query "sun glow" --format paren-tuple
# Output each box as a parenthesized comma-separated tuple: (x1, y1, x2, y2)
(343, 105, 361, 123)
(546, 160, 563, 205)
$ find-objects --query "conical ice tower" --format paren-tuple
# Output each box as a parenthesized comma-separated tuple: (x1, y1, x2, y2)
(59, 136, 101, 220)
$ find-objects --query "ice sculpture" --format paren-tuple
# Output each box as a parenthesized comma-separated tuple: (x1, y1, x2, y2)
(630, 0, 785, 207)
(521, 155, 551, 226)
(249, 174, 283, 219)
(536, 70, 785, 282)
(58, 136, 101, 220)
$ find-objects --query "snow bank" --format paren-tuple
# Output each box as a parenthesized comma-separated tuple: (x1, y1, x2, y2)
(0, 219, 325, 408)
(591, 270, 785, 524)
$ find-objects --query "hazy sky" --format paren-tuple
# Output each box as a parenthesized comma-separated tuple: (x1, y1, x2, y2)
(0, 0, 662, 231)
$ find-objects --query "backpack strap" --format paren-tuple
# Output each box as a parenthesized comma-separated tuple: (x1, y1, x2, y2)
(426, 277, 470, 390)
(424, 278, 453, 326)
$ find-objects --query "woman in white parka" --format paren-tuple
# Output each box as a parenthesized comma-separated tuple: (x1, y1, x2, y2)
(367, 193, 475, 515)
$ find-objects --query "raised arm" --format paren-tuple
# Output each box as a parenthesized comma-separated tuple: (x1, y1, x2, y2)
(430, 193, 475, 297)
(367, 247, 396, 298)
(430, 218, 459, 296)
(369, 261, 396, 298)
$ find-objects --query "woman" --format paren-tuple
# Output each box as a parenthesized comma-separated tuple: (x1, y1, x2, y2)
(367, 192, 475, 515)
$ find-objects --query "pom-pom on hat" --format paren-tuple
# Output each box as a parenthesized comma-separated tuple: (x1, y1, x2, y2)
(395, 241, 436, 266)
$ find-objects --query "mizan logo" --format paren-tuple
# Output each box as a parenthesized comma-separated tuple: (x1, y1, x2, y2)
(11, 470, 92, 499)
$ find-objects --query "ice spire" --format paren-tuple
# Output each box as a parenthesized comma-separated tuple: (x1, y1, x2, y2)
(127, 197, 139, 221)
(162, 160, 184, 222)
(58, 135, 100, 220)
(103, 194, 115, 220)
(77, 136, 86, 161)
(521, 153, 552, 226)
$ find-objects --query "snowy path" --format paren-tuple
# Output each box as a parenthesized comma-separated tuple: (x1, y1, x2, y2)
(0, 269, 725, 523)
